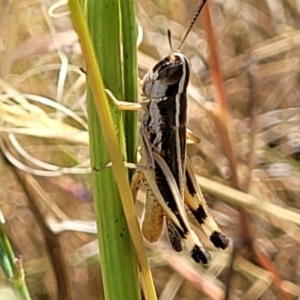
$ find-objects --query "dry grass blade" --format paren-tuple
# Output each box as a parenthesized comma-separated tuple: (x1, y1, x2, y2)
(3, 135, 73, 300)
(196, 175, 300, 227)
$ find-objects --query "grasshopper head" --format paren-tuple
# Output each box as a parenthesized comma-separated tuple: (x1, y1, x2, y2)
(142, 52, 190, 99)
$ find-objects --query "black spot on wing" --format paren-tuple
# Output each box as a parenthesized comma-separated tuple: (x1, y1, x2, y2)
(191, 205, 207, 224)
(191, 245, 211, 265)
(210, 231, 230, 250)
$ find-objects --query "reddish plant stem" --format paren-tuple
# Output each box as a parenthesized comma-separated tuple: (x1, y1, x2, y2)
(254, 247, 294, 300)
(201, 2, 240, 190)
(201, 3, 292, 300)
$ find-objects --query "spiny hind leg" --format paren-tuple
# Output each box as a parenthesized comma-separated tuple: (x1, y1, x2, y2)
(184, 158, 229, 250)
(147, 153, 211, 264)
(138, 171, 210, 265)
(142, 186, 164, 243)
(132, 171, 165, 243)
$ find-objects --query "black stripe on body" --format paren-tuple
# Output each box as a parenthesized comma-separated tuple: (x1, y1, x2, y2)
(153, 162, 189, 237)
(143, 94, 187, 188)
(142, 53, 190, 193)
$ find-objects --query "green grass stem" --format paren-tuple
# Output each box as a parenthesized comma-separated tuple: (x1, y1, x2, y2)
(86, 0, 139, 299)
(120, 0, 138, 173)
(68, 0, 157, 299)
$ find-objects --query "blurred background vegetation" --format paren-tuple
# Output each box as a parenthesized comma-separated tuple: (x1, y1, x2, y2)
(0, 0, 300, 299)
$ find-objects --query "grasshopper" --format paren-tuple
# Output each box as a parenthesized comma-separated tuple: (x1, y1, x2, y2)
(108, 0, 229, 264)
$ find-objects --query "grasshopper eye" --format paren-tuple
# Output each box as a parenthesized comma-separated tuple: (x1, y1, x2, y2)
(157, 63, 184, 85)
(142, 53, 190, 98)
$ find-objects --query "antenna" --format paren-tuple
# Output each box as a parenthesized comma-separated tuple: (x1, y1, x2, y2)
(177, 0, 207, 51)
